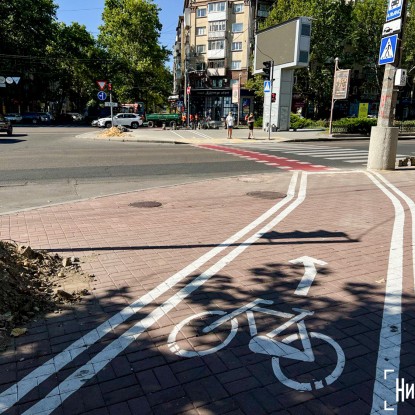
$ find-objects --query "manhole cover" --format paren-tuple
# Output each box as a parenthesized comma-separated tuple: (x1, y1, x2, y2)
(129, 201, 162, 208)
(246, 191, 286, 200)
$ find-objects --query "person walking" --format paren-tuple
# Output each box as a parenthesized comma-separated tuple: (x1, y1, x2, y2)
(247, 113, 255, 139)
(226, 112, 234, 139)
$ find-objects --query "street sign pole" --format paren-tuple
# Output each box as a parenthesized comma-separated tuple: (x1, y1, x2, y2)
(329, 58, 340, 136)
(368, 0, 407, 170)
(268, 61, 274, 141)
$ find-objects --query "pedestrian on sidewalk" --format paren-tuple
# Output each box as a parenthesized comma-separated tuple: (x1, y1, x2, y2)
(247, 113, 255, 139)
(226, 112, 234, 139)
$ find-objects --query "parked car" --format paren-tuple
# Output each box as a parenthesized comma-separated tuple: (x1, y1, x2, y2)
(96, 113, 143, 129)
(67, 112, 84, 121)
(5, 113, 22, 123)
(0, 115, 13, 136)
(21, 112, 43, 124)
(37, 112, 53, 123)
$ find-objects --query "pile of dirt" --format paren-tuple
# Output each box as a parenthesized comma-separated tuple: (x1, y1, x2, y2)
(100, 126, 126, 137)
(0, 241, 92, 350)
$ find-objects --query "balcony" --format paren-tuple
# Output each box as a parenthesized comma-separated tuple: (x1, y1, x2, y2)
(207, 67, 226, 77)
(208, 30, 226, 39)
(207, 49, 225, 59)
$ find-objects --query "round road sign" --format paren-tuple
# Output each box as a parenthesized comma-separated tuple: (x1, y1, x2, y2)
(97, 91, 107, 101)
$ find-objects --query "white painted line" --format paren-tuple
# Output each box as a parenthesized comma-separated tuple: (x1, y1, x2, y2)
(22, 173, 309, 415)
(326, 155, 368, 160)
(372, 173, 415, 293)
(366, 172, 405, 415)
(170, 130, 187, 139)
(343, 159, 370, 164)
(0, 174, 301, 413)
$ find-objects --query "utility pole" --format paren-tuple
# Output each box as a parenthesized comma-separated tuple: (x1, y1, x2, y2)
(367, 0, 407, 170)
(237, 72, 242, 127)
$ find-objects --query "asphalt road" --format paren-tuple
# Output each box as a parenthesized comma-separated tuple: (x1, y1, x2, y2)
(1, 126, 414, 213)
(0, 126, 271, 213)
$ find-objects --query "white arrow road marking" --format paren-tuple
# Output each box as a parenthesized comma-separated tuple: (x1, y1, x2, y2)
(0, 173, 301, 413)
(21, 174, 309, 415)
(290, 256, 327, 296)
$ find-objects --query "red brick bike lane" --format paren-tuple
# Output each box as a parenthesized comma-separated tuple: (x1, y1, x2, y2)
(1, 170, 415, 415)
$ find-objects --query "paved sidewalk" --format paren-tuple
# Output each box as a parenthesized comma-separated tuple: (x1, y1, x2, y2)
(1, 168, 415, 414)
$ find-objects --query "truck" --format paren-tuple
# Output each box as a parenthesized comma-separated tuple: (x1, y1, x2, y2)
(145, 113, 181, 128)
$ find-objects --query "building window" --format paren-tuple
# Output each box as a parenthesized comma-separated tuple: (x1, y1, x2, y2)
(196, 44, 206, 54)
(233, 3, 243, 13)
(257, 3, 270, 18)
(208, 40, 225, 50)
(231, 60, 241, 70)
(197, 8, 206, 17)
(195, 79, 205, 88)
(209, 20, 226, 32)
(232, 23, 243, 33)
(196, 27, 206, 36)
(208, 2, 226, 13)
(208, 59, 225, 68)
(196, 62, 207, 70)
(212, 78, 223, 88)
(231, 42, 242, 51)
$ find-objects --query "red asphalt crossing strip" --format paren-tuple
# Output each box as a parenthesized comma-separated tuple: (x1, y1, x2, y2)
(197, 144, 337, 172)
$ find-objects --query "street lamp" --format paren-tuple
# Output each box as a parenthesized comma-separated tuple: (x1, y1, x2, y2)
(329, 57, 340, 136)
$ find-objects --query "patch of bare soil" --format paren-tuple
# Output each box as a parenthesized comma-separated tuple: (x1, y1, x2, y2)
(0, 241, 92, 351)
(100, 126, 127, 137)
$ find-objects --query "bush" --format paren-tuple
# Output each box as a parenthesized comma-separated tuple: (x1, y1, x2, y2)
(254, 116, 263, 128)
(332, 117, 377, 135)
(290, 113, 314, 130)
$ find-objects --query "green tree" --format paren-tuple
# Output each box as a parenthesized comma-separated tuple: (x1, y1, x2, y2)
(98, 0, 172, 110)
(45, 22, 108, 114)
(348, 0, 386, 96)
(261, 0, 353, 118)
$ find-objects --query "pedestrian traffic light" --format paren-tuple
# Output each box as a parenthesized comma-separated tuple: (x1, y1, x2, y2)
(271, 93, 276, 103)
(263, 61, 272, 80)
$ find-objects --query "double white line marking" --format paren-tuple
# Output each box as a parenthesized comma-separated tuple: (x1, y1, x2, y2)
(0, 172, 307, 414)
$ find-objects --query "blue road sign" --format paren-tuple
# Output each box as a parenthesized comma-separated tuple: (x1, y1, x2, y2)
(378, 34, 398, 65)
(264, 81, 271, 93)
(386, 0, 403, 22)
(97, 91, 107, 101)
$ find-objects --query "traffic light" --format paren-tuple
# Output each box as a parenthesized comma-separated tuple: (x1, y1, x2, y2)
(263, 61, 272, 80)
(271, 93, 276, 103)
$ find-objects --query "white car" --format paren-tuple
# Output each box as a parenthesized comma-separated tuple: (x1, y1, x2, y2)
(97, 113, 143, 129)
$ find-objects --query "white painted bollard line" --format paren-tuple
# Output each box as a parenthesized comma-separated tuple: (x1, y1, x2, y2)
(22, 173, 309, 415)
(0, 174, 300, 413)
(365, 172, 405, 415)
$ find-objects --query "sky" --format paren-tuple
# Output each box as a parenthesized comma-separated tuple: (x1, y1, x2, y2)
(55, 0, 182, 67)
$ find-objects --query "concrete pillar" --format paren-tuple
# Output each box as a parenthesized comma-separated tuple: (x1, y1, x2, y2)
(367, 126, 399, 170)
(262, 68, 294, 132)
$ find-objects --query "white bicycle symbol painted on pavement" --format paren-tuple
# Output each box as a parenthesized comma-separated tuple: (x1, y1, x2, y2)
(168, 298, 345, 391)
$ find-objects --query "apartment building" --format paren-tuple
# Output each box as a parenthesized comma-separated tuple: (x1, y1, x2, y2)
(173, 0, 274, 121)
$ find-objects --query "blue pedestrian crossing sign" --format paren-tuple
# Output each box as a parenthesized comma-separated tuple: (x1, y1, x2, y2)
(386, 0, 403, 22)
(264, 81, 271, 93)
(97, 91, 107, 101)
(378, 34, 398, 65)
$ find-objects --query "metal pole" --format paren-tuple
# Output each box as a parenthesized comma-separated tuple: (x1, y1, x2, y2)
(110, 89, 113, 127)
(237, 72, 241, 127)
(268, 60, 274, 140)
(329, 57, 339, 136)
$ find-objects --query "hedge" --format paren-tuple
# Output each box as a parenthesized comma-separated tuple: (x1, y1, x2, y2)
(332, 117, 377, 135)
